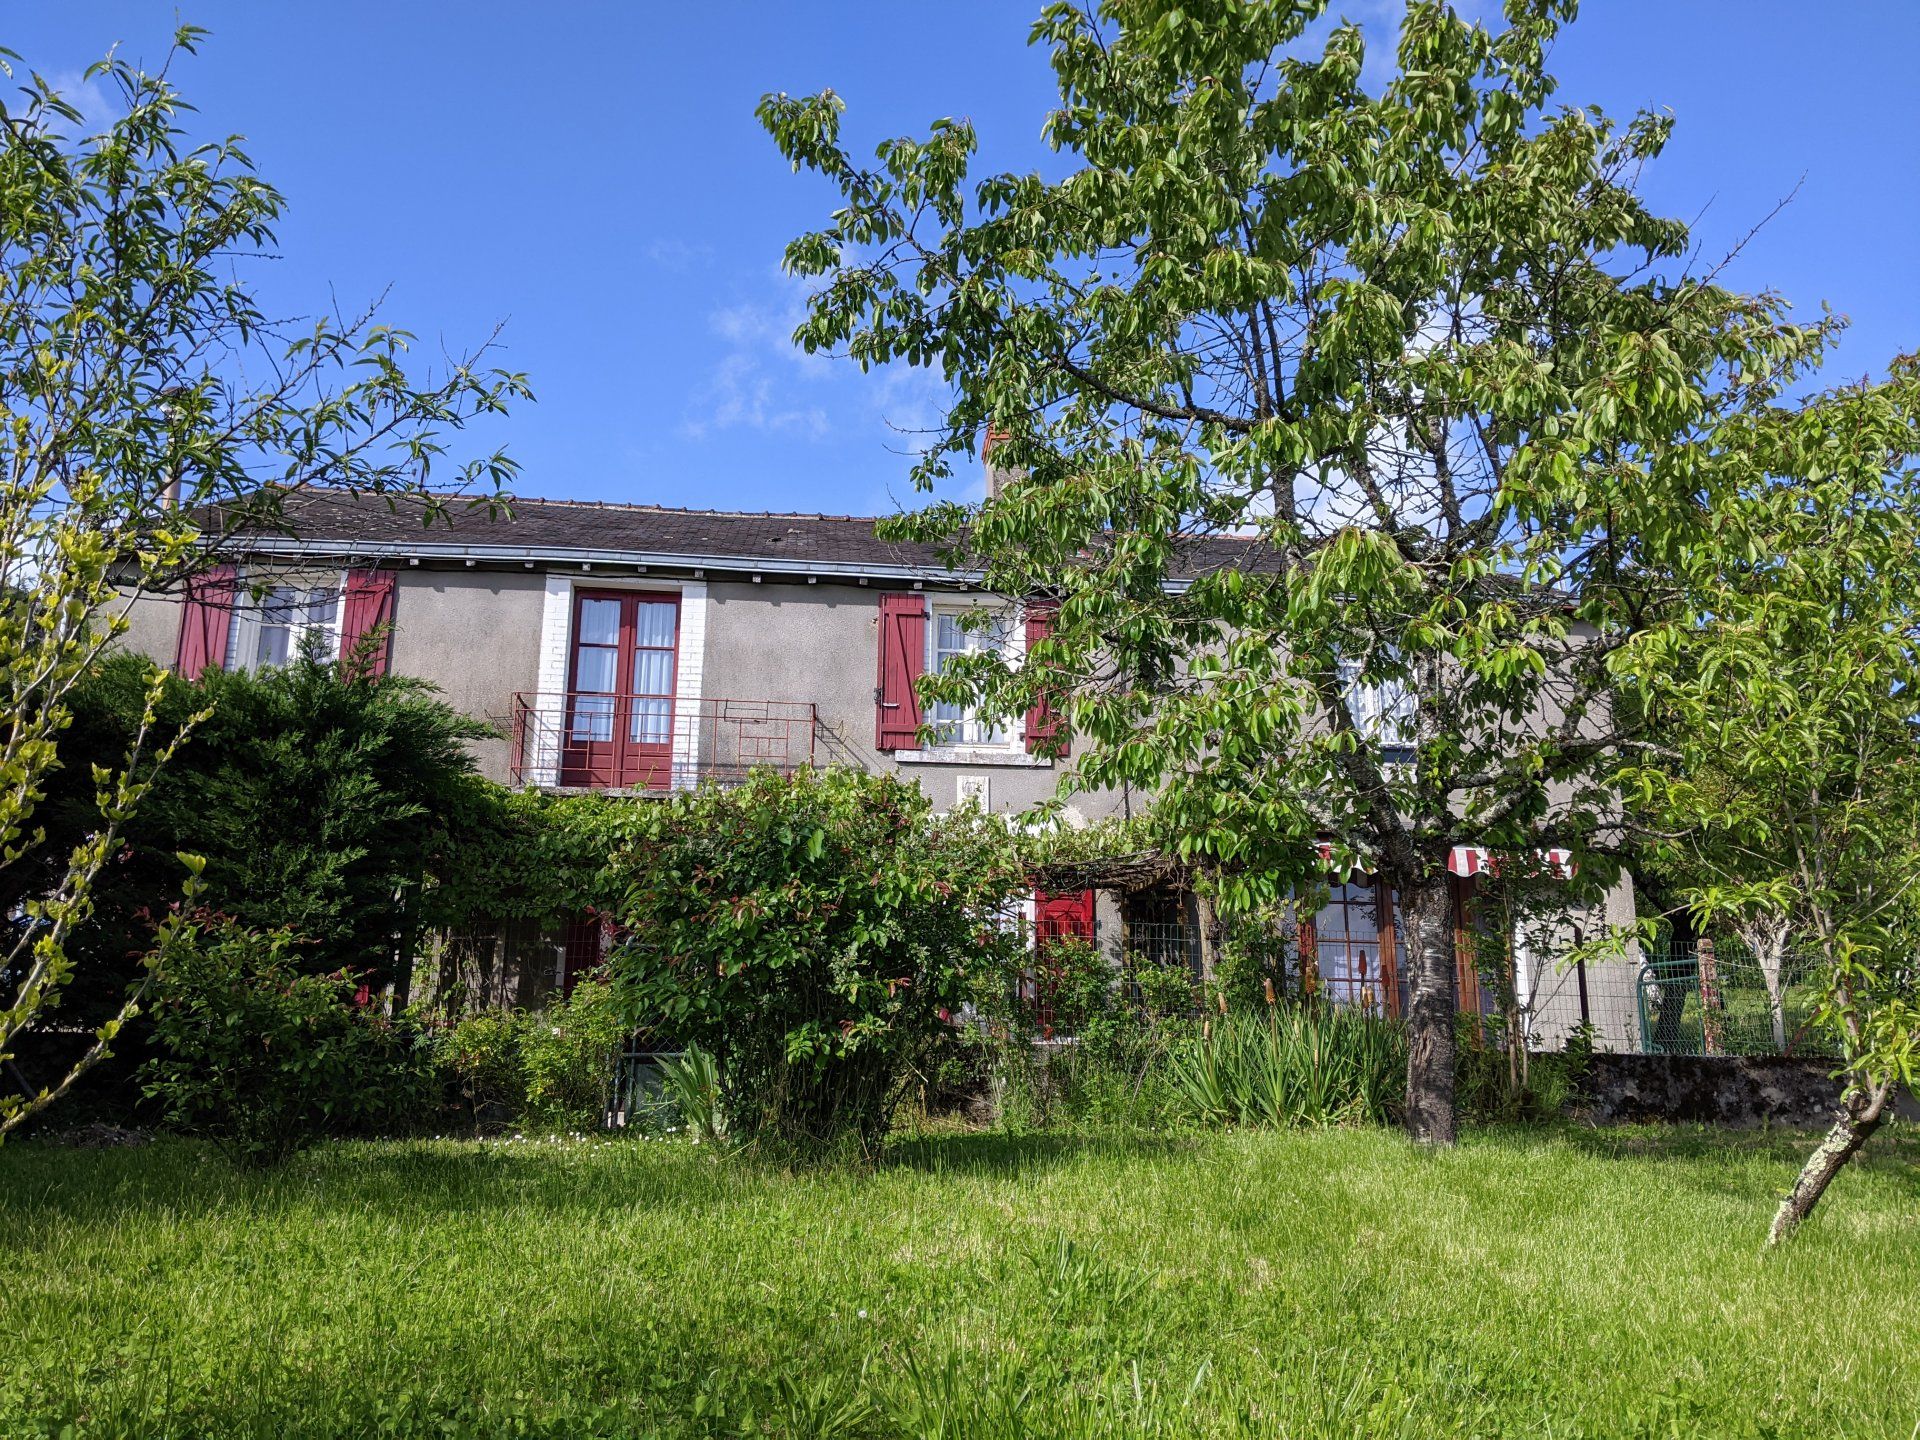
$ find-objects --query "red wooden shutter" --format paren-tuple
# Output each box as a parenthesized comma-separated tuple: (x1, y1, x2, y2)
(874, 592, 927, 750)
(173, 565, 238, 677)
(339, 569, 397, 678)
(1023, 601, 1067, 756)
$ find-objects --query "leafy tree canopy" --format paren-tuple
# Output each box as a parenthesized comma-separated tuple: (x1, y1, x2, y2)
(0, 28, 528, 1134)
(761, 0, 1913, 1141)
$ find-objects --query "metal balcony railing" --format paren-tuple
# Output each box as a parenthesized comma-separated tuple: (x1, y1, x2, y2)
(509, 692, 818, 792)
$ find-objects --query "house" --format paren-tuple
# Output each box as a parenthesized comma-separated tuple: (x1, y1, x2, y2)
(114, 487, 1641, 1046)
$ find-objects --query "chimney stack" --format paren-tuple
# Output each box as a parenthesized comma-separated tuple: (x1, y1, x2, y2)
(983, 425, 1018, 500)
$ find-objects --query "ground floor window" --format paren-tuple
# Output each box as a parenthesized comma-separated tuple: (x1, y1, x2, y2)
(1302, 875, 1488, 1018)
(1309, 880, 1400, 1016)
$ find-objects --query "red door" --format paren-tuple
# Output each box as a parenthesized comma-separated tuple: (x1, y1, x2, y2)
(561, 590, 680, 789)
(1033, 888, 1095, 1034)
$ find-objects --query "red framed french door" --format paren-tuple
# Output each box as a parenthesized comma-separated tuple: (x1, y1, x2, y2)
(561, 589, 680, 789)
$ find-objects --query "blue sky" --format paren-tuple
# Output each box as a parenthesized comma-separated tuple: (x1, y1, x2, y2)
(9, 3, 1918, 517)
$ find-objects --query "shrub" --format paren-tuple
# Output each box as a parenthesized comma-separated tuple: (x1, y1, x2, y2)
(518, 978, 628, 1131)
(423, 979, 630, 1134)
(433, 1007, 528, 1132)
(141, 918, 435, 1165)
(605, 769, 1028, 1157)
(1451, 1013, 1592, 1124)
(30, 650, 495, 1001)
(972, 931, 1201, 1131)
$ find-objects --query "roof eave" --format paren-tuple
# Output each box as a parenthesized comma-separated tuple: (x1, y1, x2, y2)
(222, 536, 1198, 592)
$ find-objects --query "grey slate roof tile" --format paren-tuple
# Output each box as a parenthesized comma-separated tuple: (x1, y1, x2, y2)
(224, 488, 1279, 579)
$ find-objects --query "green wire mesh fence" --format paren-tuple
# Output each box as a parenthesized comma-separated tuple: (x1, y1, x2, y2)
(1635, 942, 1833, 1058)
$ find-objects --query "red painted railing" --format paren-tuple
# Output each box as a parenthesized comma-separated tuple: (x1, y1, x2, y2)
(509, 692, 818, 791)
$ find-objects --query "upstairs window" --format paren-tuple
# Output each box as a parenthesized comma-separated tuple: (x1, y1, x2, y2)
(1337, 655, 1416, 747)
(226, 577, 343, 672)
(926, 603, 1017, 748)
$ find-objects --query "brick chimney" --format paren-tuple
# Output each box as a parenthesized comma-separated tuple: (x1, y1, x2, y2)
(983, 425, 1019, 499)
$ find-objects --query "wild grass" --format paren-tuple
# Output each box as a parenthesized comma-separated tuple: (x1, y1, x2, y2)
(0, 1124, 1914, 1437)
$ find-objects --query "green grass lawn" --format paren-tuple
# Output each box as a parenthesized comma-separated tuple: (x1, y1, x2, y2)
(0, 1125, 1914, 1439)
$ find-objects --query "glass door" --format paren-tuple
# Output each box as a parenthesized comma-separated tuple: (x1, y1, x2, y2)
(561, 590, 680, 789)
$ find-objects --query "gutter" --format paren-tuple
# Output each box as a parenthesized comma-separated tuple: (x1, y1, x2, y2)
(224, 536, 1198, 593)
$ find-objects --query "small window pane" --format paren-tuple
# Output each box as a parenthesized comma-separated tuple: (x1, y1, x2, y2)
(303, 588, 335, 627)
(570, 694, 614, 742)
(573, 647, 616, 694)
(632, 649, 673, 697)
(578, 598, 621, 646)
(634, 602, 677, 650)
(631, 697, 671, 745)
(928, 700, 962, 744)
(255, 622, 289, 670)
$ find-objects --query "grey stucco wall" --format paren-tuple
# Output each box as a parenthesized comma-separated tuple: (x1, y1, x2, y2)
(113, 567, 547, 783)
(701, 579, 1132, 822)
(113, 587, 187, 668)
(386, 569, 548, 782)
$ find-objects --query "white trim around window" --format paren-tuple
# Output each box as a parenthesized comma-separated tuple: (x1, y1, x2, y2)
(225, 568, 347, 672)
(526, 572, 707, 790)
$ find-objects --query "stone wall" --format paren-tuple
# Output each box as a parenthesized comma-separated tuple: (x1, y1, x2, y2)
(1575, 1054, 1866, 1128)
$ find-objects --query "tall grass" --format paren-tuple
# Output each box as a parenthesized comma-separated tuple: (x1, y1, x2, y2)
(1166, 1007, 1406, 1128)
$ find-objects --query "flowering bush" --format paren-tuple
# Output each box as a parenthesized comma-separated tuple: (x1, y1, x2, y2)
(517, 979, 628, 1130)
(140, 917, 436, 1165)
(605, 770, 1027, 1156)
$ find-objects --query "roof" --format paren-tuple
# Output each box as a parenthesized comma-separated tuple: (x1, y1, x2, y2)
(210, 488, 1278, 585)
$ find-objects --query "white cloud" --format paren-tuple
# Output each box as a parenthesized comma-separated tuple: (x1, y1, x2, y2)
(642, 238, 714, 273)
(680, 277, 834, 441)
(681, 351, 830, 442)
(680, 264, 958, 454)
(34, 67, 118, 140)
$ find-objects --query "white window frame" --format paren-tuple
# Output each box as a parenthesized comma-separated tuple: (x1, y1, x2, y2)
(225, 568, 347, 673)
(924, 598, 1023, 753)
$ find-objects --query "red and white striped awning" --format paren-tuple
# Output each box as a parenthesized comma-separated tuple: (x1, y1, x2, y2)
(1315, 841, 1575, 880)
(1447, 844, 1575, 879)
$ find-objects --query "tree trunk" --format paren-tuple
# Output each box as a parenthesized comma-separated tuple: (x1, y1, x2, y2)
(1399, 872, 1458, 1146)
(1768, 1083, 1891, 1246)
(1735, 917, 1791, 1055)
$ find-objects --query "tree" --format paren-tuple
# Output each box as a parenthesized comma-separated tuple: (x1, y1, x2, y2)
(760, 0, 1871, 1141)
(0, 30, 528, 1136)
(1621, 361, 1920, 1243)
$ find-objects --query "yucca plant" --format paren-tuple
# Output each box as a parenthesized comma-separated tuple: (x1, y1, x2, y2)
(656, 1044, 726, 1144)
(1168, 1007, 1407, 1130)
